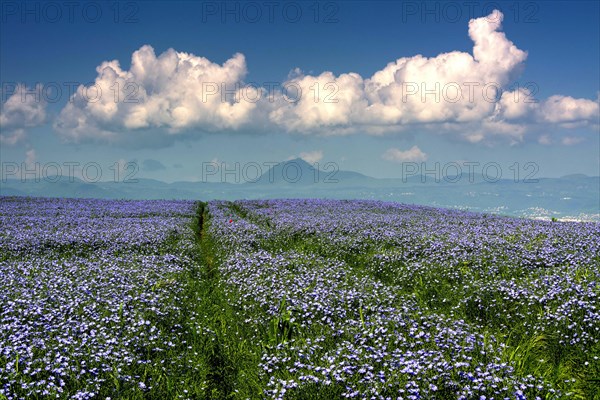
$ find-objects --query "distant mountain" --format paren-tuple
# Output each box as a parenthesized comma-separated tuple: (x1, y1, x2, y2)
(250, 158, 320, 185)
(560, 173, 590, 180)
(1, 163, 598, 221)
(248, 158, 372, 185)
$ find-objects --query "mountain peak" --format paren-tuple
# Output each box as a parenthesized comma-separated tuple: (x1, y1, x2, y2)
(253, 158, 318, 185)
(282, 157, 314, 167)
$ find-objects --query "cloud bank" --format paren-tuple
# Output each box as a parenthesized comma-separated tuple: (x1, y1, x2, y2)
(48, 10, 598, 147)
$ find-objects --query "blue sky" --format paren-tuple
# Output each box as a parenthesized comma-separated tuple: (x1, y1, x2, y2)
(1, 0, 599, 182)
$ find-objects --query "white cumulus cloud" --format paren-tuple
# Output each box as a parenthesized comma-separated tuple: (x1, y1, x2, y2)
(54, 45, 257, 144)
(269, 9, 528, 137)
(25, 148, 37, 165)
(561, 136, 585, 146)
(299, 150, 324, 164)
(382, 146, 428, 162)
(538, 95, 599, 124)
(1, 84, 47, 146)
